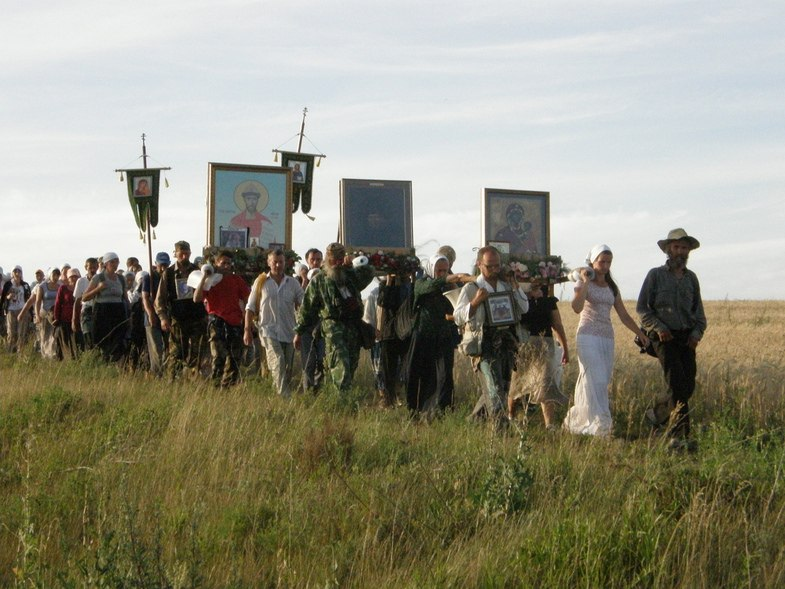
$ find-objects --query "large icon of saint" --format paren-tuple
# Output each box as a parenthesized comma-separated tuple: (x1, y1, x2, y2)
(230, 180, 272, 245)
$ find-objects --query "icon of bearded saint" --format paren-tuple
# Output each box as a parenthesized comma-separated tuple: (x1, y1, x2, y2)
(230, 181, 272, 244)
(494, 203, 539, 254)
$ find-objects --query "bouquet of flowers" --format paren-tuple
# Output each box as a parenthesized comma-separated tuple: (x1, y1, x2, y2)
(507, 254, 569, 285)
(353, 250, 422, 275)
(202, 246, 301, 280)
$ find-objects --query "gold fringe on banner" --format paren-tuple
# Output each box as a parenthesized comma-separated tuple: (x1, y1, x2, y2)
(120, 171, 124, 181)
(316, 157, 321, 167)
(274, 151, 278, 162)
(164, 177, 169, 188)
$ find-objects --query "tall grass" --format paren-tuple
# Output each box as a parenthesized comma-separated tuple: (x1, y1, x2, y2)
(1, 300, 784, 587)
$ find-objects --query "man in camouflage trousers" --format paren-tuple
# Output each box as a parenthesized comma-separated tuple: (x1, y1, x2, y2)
(294, 242, 374, 392)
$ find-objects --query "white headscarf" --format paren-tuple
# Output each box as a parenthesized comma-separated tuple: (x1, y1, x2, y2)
(586, 244, 612, 266)
(424, 254, 448, 279)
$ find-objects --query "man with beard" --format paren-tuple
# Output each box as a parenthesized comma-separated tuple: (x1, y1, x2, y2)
(230, 181, 272, 246)
(454, 246, 529, 425)
(195, 250, 250, 387)
(294, 242, 374, 393)
(637, 228, 706, 451)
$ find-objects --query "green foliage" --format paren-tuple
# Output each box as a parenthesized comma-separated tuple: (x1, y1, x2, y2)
(473, 434, 535, 518)
(3, 300, 785, 586)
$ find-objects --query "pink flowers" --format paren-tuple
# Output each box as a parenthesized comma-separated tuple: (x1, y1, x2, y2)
(507, 256, 567, 283)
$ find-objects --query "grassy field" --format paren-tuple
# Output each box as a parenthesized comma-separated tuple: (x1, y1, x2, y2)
(2, 300, 784, 587)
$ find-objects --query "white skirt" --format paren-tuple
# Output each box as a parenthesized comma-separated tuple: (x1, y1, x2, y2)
(563, 333, 614, 436)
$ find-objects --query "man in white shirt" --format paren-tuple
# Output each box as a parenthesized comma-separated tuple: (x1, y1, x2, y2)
(454, 246, 529, 425)
(244, 249, 304, 398)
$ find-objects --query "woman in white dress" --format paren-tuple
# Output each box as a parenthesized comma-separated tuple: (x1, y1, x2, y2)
(563, 245, 649, 436)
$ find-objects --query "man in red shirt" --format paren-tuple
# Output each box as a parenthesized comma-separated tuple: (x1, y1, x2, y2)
(194, 250, 251, 387)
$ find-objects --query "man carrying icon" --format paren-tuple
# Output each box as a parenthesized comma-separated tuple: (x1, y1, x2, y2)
(294, 242, 375, 393)
(155, 240, 207, 380)
(195, 250, 250, 388)
(454, 245, 529, 425)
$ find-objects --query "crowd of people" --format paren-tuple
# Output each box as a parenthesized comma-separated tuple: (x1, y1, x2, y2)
(0, 228, 706, 451)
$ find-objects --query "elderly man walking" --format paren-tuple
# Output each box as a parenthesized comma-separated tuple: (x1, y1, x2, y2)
(294, 243, 374, 393)
(637, 228, 707, 451)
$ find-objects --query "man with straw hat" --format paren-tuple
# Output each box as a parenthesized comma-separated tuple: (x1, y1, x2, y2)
(637, 228, 707, 451)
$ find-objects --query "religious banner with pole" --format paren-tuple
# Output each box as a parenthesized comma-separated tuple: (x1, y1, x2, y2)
(272, 107, 326, 218)
(115, 134, 171, 272)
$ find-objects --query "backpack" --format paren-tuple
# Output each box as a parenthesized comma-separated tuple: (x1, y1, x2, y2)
(394, 289, 417, 340)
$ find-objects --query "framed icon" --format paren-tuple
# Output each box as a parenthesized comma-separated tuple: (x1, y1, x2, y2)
(207, 163, 292, 249)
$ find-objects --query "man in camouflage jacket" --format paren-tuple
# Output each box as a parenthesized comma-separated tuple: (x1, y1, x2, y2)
(294, 243, 374, 392)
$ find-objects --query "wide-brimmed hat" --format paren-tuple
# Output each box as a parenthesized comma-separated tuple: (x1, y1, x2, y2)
(657, 228, 700, 252)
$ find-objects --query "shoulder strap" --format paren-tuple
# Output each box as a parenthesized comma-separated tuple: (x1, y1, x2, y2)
(251, 273, 268, 317)
(164, 266, 178, 300)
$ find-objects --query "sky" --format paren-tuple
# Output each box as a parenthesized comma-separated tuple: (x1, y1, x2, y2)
(1, 0, 783, 300)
